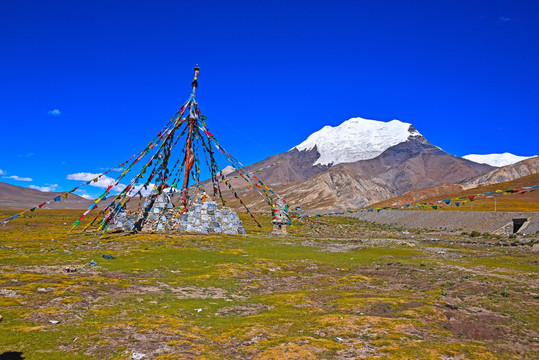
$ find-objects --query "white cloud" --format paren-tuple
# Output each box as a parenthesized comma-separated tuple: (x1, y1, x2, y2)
(48, 109, 61, 116)
(29, 184, 58, 192)
(67, 172, 158, 196)
(133, 183, 155, 197)
(3, 175, 33, 181)
(67, 172, 126, 191)
(99, 167, 123, 172)
(19, 152, 35, 158)
(0, 169, 4, 175)
(73, 189, 95, 200)
(67, 172, 116, 188)
(67, 172, 101, 182)
(499, 16, 511, 22)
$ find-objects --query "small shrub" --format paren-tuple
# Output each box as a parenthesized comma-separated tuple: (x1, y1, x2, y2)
(470, 231, 481, 238)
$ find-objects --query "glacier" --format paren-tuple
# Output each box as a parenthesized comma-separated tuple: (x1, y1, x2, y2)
(291, 117, 423, 166)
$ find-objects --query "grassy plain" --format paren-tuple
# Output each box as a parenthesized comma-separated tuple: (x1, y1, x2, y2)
(0, 210, 538, 359)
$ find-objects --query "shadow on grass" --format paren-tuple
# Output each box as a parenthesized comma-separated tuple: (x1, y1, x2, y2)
(0, 352, 24, 360)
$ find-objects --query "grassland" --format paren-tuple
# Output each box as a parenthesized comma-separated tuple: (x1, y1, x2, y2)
(0, 210, 538, 359)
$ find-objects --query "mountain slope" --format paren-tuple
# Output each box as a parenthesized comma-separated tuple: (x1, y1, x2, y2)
(233, 117, 495, 210)
(336, 138, 493, 193)
(371, 173, 539, 213)
(275, 169, 395, 210)
(0, 182, 91, 209)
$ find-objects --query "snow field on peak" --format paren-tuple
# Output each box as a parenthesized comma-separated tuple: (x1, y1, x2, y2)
(292, 117, 420, 166)
(220, 165, 236, 176)
(462, 153, 537, 167)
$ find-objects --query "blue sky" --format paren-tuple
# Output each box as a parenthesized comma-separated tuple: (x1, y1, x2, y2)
(0, 0, 538, 199)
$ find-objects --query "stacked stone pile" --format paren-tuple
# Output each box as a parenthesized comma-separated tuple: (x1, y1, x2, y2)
(110, 211, 137, 231)
(109, 195, 178, 231)
(110, 194, 245, 235)
(177, 198, 245, 235)
(141, 195, 179, 231)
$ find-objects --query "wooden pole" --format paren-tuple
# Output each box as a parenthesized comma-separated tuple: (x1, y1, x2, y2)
(180, 65, 200, 209)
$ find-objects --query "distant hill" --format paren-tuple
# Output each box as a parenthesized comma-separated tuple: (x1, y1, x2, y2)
(459, 157, 539, 189)
(0, 182, 91, 209)
(370, 173, 539, 212)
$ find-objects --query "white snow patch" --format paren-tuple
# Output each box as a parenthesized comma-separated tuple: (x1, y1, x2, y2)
(220, 165, 236, 176)
(291, 117, 422, 166)
(462, 153, 537, 167)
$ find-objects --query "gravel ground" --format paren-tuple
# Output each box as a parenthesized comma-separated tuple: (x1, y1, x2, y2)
(348, 210, 539, 234)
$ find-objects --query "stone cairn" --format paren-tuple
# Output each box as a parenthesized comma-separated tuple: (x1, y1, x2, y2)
(110, 193, 245, 235)
(270, 197, 289, 236)
(177, 197, 246, 235)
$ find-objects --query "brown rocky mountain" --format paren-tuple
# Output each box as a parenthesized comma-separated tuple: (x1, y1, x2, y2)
(460, 157, 539, 189)
(335, 138, 493, 194)
(0, 182, 91, 209)
(235, 136, 494, 210)
(275, 169, 394, 210)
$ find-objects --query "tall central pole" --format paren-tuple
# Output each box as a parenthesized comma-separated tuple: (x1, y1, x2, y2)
(180, 65, 200, 209)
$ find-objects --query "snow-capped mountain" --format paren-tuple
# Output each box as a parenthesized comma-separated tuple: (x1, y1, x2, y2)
(462, 153, 537, 168)
(292, 117, 425, 166)
(230, 115, 494, 209)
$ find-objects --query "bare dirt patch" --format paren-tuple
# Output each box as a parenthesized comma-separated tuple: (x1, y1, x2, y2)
(215, 303, 274, 317)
